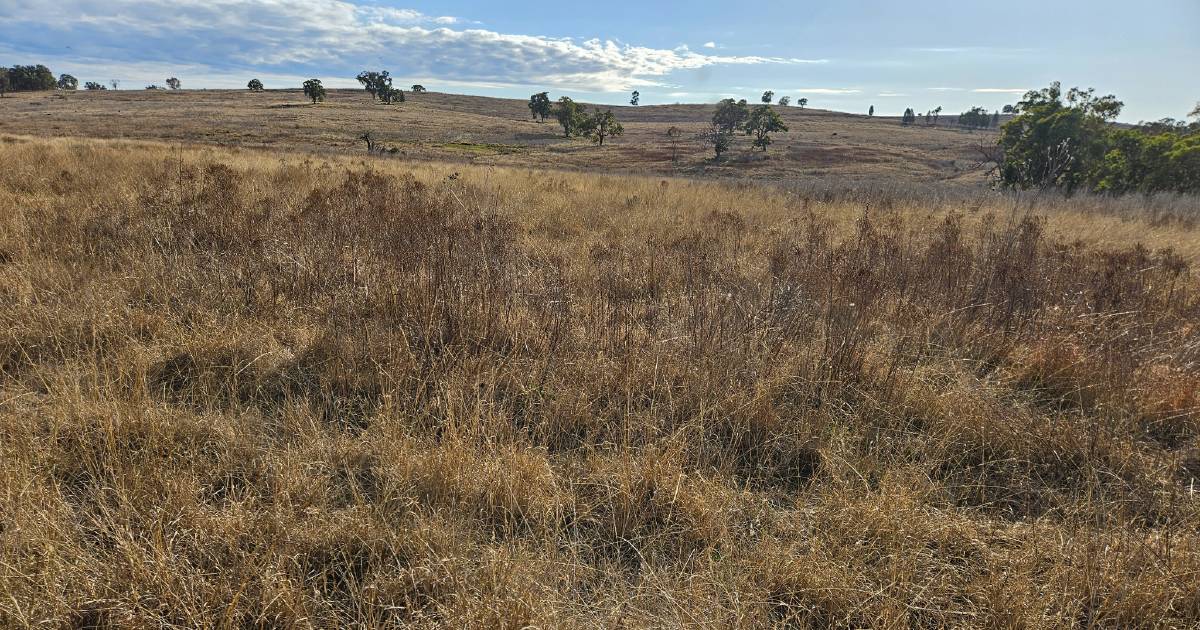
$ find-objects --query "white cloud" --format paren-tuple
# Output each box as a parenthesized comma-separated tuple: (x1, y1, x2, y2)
(877, 92, 906, 97)
(927, 87, 965, 92)
(1, 0, 825, 92)
(791, 88, 861, 95)
(973, 88, 1028, 94)
(703, 41, 717, 49)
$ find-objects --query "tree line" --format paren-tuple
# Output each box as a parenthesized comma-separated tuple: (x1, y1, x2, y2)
(894, 105, 999, 129)
(0, 64, 193, 95)
(0, 65, 78, 96)
(993, 82, 1198, 194)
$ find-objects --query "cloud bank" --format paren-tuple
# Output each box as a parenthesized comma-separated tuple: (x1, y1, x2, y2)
(1, 0, 825, 91)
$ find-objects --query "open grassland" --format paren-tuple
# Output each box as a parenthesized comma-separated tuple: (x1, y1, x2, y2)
(1, 136, 1200, 627)
(0, 89, 998, 187)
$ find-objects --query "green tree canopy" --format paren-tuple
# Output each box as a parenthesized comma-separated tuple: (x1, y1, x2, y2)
(56, 74, 77, 90)
(553, 96, 588, 138)
(356, 71, 391, 101)
(5, 65, 56, 91)
(958, 106, 991, 130)
(713, 98, 750, 134)
(584, 109, 624, 145)
(379, 85, 404, 104)
(630, 90, 640, 106)
(83, 81, 106, 91)
(247, 79, 264, 92)
(744, 105, 788, 151)
(303, 79, 326, 104)
(761, 90, 774, 104)
(528, 92, 552, 122)
(778, 96, 791, 107)
(797, 97, 808, 109)
(996, 82, 1120, 191)
(411, 84, 426, 93)
(165, 77, 181, 90)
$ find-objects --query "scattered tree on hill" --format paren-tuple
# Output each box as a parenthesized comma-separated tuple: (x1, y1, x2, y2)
(247, 79, 264, 92)
(410, 84, 426, 94)
(1189, 102, 1199, 119)
(744, 104, 788, 151)
(379, 85, 404, 104)
(991, 111, 1001, 128)
(0, 72, 8, 98)
(5, 65, 56, 91)
(1002, 104, 1018, 114)
(703, 123, 734, 160)
(713, 98, 750, 134)
(797, 97, 808, 109)
(778, 96, 791, 107)
(83, 81, 106, 91)
(761, 90, 774, 104)
(356, 71, 391, 101)
(57, 74, 77, 90)
(145, 85, 163, 90)
(359, 131, 378, 153)
(528, 92, 552, 122)
(166, 77, 181, 90)
(303, 78, 326, 104)
(958, 106, 991, 130)
(630, 90, 640, 106)
(901, 108, 916, 125)
(932, 106, 943, 124)
(552, 96, 588, 138)
(585, 109, 624, 145)
(356, 71, 375, 98)
(110, 79, 120, 90)
(869, 105, 874, 117)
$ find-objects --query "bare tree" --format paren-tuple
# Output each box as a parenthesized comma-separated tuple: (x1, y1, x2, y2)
(667, 126, 683, 164)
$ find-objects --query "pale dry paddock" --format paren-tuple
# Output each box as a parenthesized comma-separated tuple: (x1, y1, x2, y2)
(1, 135, 1199, 628)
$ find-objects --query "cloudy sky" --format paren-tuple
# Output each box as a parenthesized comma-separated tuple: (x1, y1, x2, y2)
(2, 0, 1196, 120)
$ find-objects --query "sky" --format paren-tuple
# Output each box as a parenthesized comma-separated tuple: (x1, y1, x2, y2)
(1, 0, 1196, 121)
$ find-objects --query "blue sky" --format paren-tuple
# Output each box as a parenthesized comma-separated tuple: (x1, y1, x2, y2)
(2, 0, 1196, 121)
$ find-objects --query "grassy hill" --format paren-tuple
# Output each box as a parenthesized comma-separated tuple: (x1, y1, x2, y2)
(0, 88, 999, 187)
(1, 135, 1198, 627)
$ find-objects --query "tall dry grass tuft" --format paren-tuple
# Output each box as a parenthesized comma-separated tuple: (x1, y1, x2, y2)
(1, 137, 1198, 627)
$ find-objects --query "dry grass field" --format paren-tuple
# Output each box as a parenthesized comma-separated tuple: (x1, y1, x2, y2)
(0, 89, 998, 187)
(1, 131, 1198, 627)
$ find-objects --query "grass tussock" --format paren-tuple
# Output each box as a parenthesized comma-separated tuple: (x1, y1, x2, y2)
(1, 137, 1199, 628)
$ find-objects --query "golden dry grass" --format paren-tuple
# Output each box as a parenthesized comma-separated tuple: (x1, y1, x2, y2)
(0, 88, 1000, 186)
(1, 135, 1199, 628)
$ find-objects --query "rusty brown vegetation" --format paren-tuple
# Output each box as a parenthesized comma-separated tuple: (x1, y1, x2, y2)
(1, 135, 1199, 627)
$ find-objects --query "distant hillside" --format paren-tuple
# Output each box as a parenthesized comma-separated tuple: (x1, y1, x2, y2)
(0, 88, 1002, 188)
